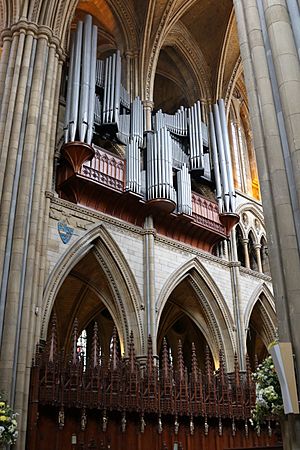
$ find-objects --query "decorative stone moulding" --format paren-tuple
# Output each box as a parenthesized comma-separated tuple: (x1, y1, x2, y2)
(61, 141, 95, 173)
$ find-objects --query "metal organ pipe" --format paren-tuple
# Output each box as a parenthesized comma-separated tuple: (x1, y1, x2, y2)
(87, 25, 97, 145)
(126, 136, 141, 194)
(64, 35, 75, 143)
(114, 50, 121, 126)
(64, 15, 97, 145)
(69, 20, 82, 142)
(102, 51, 121, 125)
(109, 53, 116, 123)
(189, 101, 204, 170)
(103, 56, 109, 124)
(147, 127, 175, 202)
(94, 95, 102, 126)
(213, 103, 230, 212)
(79, 15, 92, 142)
(218, 99, 236, 212)
(96, 60, 104, 88)
(177, 164, 192, 215)
(209, 110, 223, 212)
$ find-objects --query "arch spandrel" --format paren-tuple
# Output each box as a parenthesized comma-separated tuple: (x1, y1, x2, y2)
(42, 222, 144, 354)
(156, 257, 236, 370)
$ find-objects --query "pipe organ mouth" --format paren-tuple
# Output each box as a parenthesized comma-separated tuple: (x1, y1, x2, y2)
(63, 14, 236, 216)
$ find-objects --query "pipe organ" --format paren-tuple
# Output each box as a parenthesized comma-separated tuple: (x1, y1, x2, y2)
(64, 15, 98, 145)
(63, 15, 236, 216)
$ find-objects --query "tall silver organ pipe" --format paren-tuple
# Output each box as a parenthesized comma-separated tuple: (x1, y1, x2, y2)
(213, 103, 230, 212)
(87, 25, 98, 144)
(120, 84, 130, 109)
(117, 114, 130, 144)
(172, 138, 189, 169)
(209, 110, 223, 212)
(95, 60, 104, 88)
(177, 164, 192, 215)
(130, 96, 143, 144)
(64, 34, 75, 143)
(94, 95, 102, 126)
(79, 15, 92, 142)
(147, 128, 176, 202)
(69, 20, 82, 142)
(117, 96, 143, 146)
(102, 51, 121, 125)
(64, 15, 97, 145)
(126, 136, 141, 194)
(218, 99, 236, 212)
(188, 100, 204, 170)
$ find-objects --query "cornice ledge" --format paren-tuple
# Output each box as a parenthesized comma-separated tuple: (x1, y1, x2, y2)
(239, 266, 272, 281)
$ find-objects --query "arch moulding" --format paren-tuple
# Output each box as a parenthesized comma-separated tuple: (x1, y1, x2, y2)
(156, 257, 236, 370)
(41, 222, 144, 353)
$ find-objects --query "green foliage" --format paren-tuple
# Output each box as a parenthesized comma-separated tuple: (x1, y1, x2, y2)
(0, 394, 18, 445)
(251, 355, 283, 428)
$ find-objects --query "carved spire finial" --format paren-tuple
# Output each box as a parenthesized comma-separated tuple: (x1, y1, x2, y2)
(71, 318, 79, 365)
(91, 322, 99, 368)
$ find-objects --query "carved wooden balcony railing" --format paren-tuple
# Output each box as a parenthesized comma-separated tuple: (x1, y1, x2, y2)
(191, 193, 225, 234)
(57, 145, 238, 251)
(79, 147, 125, 192)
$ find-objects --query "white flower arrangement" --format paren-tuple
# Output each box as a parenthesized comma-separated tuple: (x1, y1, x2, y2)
(0, 394, 18, 446)
(251, 355, 283, 428)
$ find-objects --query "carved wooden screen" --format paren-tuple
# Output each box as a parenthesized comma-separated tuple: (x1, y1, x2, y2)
(26, 319, 282, 450)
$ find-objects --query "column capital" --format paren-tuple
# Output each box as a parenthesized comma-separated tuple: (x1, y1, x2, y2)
(1, 20, 65, 60)
(142, 100, 154, 110)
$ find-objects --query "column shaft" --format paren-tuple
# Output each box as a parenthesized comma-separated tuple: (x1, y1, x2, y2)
(254, 244, 263, 273)
(242, 239, 250, 268)
(143, 216, 156, 354)
(230, 230, 247, 369)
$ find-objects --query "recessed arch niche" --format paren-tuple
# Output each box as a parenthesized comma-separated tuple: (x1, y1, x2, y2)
(156, 258, 235, 371)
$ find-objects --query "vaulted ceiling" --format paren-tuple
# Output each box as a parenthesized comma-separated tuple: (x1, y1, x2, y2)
(75, 0, 241, 110)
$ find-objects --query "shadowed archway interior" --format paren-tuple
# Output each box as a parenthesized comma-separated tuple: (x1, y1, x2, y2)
(51, 250, 123, 356)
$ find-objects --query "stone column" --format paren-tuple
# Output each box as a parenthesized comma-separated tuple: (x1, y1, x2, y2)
(234, 1, 300, 447)
(125, 50, 139, 100)
(143, 100, 154, 131)
(241, 238, 250, 268)
(230, 230, 247, 369)
(0, 20, 64, 449)
(254, 243, 263, 273)
(143, 216, 157, 354)
(262, 0, 300, 211)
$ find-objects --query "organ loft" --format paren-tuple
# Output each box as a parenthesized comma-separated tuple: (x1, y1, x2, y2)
(0, 0, 300, 449)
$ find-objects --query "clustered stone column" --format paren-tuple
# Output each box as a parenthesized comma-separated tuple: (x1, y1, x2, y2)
(0, 18, 64, 449)
(234, 0, 300, 447)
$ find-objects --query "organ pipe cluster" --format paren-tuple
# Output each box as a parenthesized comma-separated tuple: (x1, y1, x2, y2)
(64, 15, 97, 145)
(210, 100, 236, 213)
(64, 15, 236, 215)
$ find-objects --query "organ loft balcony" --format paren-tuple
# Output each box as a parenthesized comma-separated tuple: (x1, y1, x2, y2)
(58, 15, 239, 252)
(56, 143, 239, 253)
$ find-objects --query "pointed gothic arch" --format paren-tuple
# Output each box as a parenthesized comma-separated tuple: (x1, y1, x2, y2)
(244, 283, 276, 334)
(42, 223, 144, 354)
(245, 283, 276, 368)
(156, 257, 235, 370)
